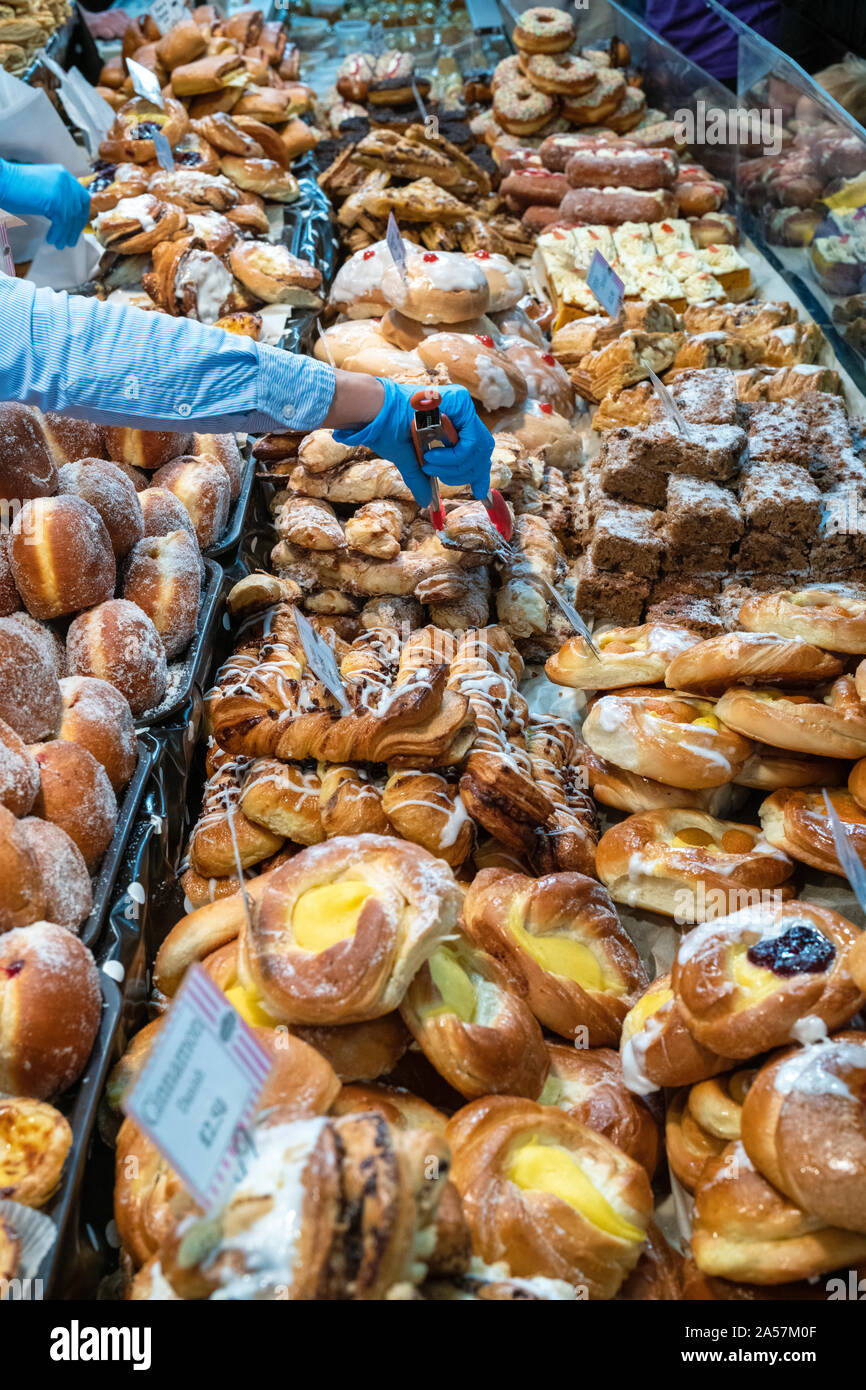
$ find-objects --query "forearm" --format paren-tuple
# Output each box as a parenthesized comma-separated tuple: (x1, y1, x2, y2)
(0, 274, 337, 433)
(321, 370, 385, 430)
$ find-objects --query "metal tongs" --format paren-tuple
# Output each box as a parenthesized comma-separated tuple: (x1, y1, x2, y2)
(409, 389, 601, 657)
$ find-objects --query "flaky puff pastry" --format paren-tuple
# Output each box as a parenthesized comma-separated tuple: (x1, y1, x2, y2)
(672, 900, 864, 1060)
(239, 834, 462, 1025)
(666, 631, 843, 696)
(760, 786, 866, 876)
(739, 584, 866, 655)
(540, 1044, 660, 1177)
(741, 1032, 866, 1234)
(582, 688, 753, 790)
(716, 677, 866, 761)
(93, 193, 188, 254)
(620, 973, 735, 1096)
(400, 933, 549, 1100)
(446, 1095, 653, 1299)
(0, 1097, 72, 1207)
(595, 808, 794, 923)
(157, 1108, 452, 1300)
(381, 770, 475, 868)
(462, 868, 647, 1047)
(691, 1141, 866, 1284)
(239, 757, 324, 845)
(546, 624, 701, 691)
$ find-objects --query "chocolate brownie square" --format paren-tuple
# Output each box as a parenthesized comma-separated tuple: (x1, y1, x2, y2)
(645, 577, 728, 638)
(738, 462, 823, 541)
(572, 554, 649, 625)
(666, 476, 744, 548)
(735, 530, 810, 575)
(664, 544, 732, 574)
(669, 368, 744, 426)
(597, 428, 672, 508)
(748, 398, 853, 488)
(586, 503, 665, 578)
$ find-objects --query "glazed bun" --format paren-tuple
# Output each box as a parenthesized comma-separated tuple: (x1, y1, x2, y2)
(56, 458, 145, 558)
(121, 531, 201, 659)
(192, 433, 244, 501)
(0, 921, 101, 1098)
(0, 403, 58, 500)
(30, 740, 117, 872)
(0, 535, 20, 617)
(381, 249, 491, 325)
(8, 496, 116, 620)
(0, 718, 40, 817)
(18, 818, 92, 931)
(0, 805, 45, 931)
(66, 599, 168, 717)
(57, 676, 138, 792)
(151, 456, 231, 548)
(0, 616, 62, 742)
(103, 427, 193, 471)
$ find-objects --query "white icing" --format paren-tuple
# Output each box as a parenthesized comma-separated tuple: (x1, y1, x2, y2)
(174, 249, 233, 324)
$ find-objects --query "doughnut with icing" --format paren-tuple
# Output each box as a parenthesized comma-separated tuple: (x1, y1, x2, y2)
(520, 51, 597, 96)
(467, 249, 527, 311)
(416, 333, 526, 412)
(512, 6, 576, 55)
(381, 248, 491, 325)
(501, 340, 575, 416)
(493, 77, 557, 137)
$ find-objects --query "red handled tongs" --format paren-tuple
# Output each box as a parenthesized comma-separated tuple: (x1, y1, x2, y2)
(409, 388, 513, 546)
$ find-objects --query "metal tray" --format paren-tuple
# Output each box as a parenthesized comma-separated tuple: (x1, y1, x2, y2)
(80, 731, 161, 952)
(135, 558, 224, 728)
(204, 450, 256, 562)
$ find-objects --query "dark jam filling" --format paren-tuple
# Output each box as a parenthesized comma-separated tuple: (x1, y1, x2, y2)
(2, 960, 25, 978)
(89, 170, 116, 192)
(747, 923, 836, 977)
(129, 121, 163, 140)
(175, 150, 202, 166)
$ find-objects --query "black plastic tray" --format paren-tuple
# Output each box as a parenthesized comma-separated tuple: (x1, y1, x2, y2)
(277, 170, 340, 357)
(80, 731, 161, 952)
(204, 450, 255, 562)
(135, 558, 224, 728)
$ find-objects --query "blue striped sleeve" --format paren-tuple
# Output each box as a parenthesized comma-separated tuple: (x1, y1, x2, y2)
(0, 272, 336, 433)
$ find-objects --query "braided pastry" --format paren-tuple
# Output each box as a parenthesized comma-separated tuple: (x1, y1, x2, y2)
(381, 769, 474, 867)
(527, 714, 598, 876)
(238, 758, 325, 845)
(188, 753, 284, 876)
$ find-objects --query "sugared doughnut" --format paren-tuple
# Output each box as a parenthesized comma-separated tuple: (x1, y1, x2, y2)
(502, 339, 575, 416)
(380, 249, 490, 325)
(606, 86, 647, 135)
(0, 616, 62, 742)
(562, 68, 626, 125)
(0, 718, 39, 817)
(30, 740, 117, 872)
(151, 456, 231, 549)
(56, 458, 145, 558)
(192, 433, 244, 501)
(66, 599, 168, 717)
(18, 818, 92, 931)
(468, 250, 528, 312)
(138, 488, 203, 569)
(0, 404, 57, 501)
(2, 612, 66, 680)
(121, 531, 201, 659)
(0, 805, 44, 930)
(57, 676, 138, 792)
(512, 6, 576, 54)
(40, 412, 106, 464)
(520, 51, 597, 95)
(416, 333, 527, 412)
(0, 921, 101, 1098)
(8, 496, 116, 620)
(0, 536, 19, 617)
(102, 427, 193, 471)
(493, 76, 557, 136)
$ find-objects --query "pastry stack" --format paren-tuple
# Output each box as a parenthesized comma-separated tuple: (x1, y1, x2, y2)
(0, 0, 71, 76)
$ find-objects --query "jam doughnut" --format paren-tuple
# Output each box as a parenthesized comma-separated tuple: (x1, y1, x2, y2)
(562, 68, 626, 126)
(500, 167, 569, 209)
(520, 52, 597, 97)
(512, 5, 576, 54)
(493, 77, 558, 137)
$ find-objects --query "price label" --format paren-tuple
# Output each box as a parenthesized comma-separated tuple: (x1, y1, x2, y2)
(386, 211, 408, 282)
(126, 57, 166, 110)
(293, 606, 352, 714)
(411, 76, 427, 122)
(123, 964, 273, 1211)
(150, 0, 190, 33)
(586, 249, 624, 319)
(368, 21, 386, 55)
(823, 790, 866, 915)
(152, 130, 175, 172)
(644, 363, 690, 437)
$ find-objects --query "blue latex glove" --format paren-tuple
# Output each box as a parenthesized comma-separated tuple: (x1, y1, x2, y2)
(0, 159, 91, 250)
(333, 378, 493, 507)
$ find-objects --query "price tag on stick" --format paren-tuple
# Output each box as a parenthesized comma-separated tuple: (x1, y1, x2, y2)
(0, 221, 14, 276)
(411, 76, 428, 123)
(386, 212, 408, 283)
(152, 130, 175, 172)
(123, 964, 274, 1211)
(126, 57, 166, 110)
(586, 249, 624, 319)
(293, 606, 353, 714)
(823, 790, 866, 915)
(644, 363, 690, 437)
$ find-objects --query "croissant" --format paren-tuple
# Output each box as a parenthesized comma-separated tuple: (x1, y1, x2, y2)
(400, 933, 549, 1100)
(462, 867, 648, 1047)
(446, 1095, 653, 1298)
(540, 1044, 660, 1177)
(381, 769, 474, 867)
(188, 755, 284, 876)
(527, 715, 598, 876)
(238, 757, 324, 845)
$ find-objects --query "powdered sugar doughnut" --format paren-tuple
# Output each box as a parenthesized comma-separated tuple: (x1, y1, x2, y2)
(56, 458, 145, 558)
(3, 613, 67, 680)
(0, 535, 20, 617)
(138, 487, 203, 570)
(381, 249, 490, 324)
(8, 496, 115, 621)
(330, 239, 415, 319)
(513, 6, 576, 53)
(121, 530, 201, 659)
(493, 77, 557, 136)
(0, 616, 62, 742)
(193, 434, 244, 501)
(502, 339, 576, 417)
(66, 599, 168, 717)
(151, 456, 230, 549)
(18, 818, 92, 931)
(30, 740, 117, 872)
(0, 717, 39, 817)
(0, 403, 58, 501)
(520, 51, 597, 95)
(468, 250, 528, 311)
(41, 411, 106, 464)
(58, 676, 138, 792)
(416, 333, 527, 412)
(103, 427, 193, 471)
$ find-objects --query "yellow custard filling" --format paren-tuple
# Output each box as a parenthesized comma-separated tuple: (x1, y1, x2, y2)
(292, 880, 373, 952)
(224, 982, 280, 1028)
(626, 984, 672, 1036)
(727, 942, 779, 1008)
(427, 945, 477, 1021)
(508, 909, 620, 993)
(506, 1141, 643, 1242)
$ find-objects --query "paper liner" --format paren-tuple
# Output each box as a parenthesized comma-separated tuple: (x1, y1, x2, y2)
(0, 1200, 56, 1281)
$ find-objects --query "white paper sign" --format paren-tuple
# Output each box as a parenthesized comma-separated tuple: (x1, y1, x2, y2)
(386, 212, 408, 282)
(645, 363, 690, 437)
(293, 606, 352, 713)
(40, 57, 115, 155)
(126, 57, 166, 110)
(152, 130, 175, 172)
(586, 249, 624, 319)
(150, 0, 190, 34)
(123, 964, 273, 1212)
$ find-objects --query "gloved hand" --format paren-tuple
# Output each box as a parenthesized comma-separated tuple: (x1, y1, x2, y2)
(0, 159, 91, 250)
(333, 378, 493, 507)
